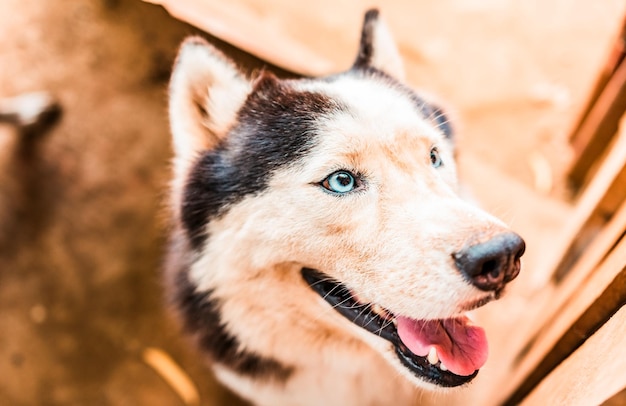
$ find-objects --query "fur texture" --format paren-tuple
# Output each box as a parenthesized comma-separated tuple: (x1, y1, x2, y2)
(165, 9, 524, 406)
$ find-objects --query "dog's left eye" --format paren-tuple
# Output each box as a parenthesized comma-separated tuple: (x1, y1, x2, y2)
(321, 171, 357, 194)
(430, 147, 443, 168)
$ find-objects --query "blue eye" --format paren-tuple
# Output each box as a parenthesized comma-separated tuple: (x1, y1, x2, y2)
(430, 147, 443, 168)
(322, 171, 357, 194)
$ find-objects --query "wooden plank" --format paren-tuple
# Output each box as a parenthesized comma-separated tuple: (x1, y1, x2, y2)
(568, 58, 626, 189)
(509, 197, 626, 362)
(520, 305, 626, 406)
(467, 116, 626, 406)
(569, 17, 626, 145)
(499, 236, 626, 405)
(547, 117, 626, 283)
(602, 387, 626, 406)
(143, 0, 364, 76)
(551, 198, 626, 313)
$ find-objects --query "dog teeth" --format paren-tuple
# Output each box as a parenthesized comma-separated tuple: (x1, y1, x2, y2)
(425, 347, 448, 371)
(427, 347, 439, 365)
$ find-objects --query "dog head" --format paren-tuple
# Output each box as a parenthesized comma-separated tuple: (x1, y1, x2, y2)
(167, 9, 525, 390)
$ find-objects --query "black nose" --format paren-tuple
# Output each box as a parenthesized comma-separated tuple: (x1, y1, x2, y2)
(452, 232, 525, 291)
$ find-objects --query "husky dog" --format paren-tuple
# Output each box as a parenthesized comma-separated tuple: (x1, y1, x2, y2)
(165, 9, 525, 406)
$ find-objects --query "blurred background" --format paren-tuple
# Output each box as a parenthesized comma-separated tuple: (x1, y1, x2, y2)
(0, 0, 624, 405)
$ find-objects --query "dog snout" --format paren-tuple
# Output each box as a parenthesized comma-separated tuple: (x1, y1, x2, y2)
(452, 232, 525, 292)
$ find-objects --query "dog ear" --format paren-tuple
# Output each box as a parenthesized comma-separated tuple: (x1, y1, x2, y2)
(352, 9, 405, 81)
(169, 37, 251, 163)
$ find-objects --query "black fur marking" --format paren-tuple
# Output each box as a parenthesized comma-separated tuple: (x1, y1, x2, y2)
(175, 271, 294, 381)
(353, 9, 380, 69)
(182, 74, 344, 249)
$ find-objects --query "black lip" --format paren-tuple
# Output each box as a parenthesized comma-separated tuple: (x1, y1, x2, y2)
(301, 267, 478, 387)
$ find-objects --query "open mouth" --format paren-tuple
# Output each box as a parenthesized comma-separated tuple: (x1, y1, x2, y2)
(301, 268, 488, 387)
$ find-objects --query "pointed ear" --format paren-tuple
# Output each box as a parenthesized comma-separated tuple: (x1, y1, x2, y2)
(352, 9, 405, 81)
(169, 37, 251, 163)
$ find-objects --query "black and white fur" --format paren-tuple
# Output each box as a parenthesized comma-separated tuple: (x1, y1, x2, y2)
(164, 10, 524, 406)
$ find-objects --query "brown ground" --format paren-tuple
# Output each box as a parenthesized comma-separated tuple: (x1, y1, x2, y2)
(0, 1, 623, 405)
(0, 1, 255, 404)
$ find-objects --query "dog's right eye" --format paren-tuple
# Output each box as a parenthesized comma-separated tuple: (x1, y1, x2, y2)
(321, 171, 357, 194)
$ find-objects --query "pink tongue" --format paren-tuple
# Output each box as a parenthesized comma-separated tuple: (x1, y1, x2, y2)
(396, 316, 488, 376)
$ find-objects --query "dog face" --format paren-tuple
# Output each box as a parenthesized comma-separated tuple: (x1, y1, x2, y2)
(167, 9, 524, 395)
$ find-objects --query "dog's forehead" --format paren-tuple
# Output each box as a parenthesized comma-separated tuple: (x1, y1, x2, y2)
(294, 74, 443, 146)
(289, 73, 446, 171)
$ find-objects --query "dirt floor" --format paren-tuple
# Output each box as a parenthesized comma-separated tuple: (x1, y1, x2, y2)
(0, 0, 623, 405)
(0, 1, 254, 404)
